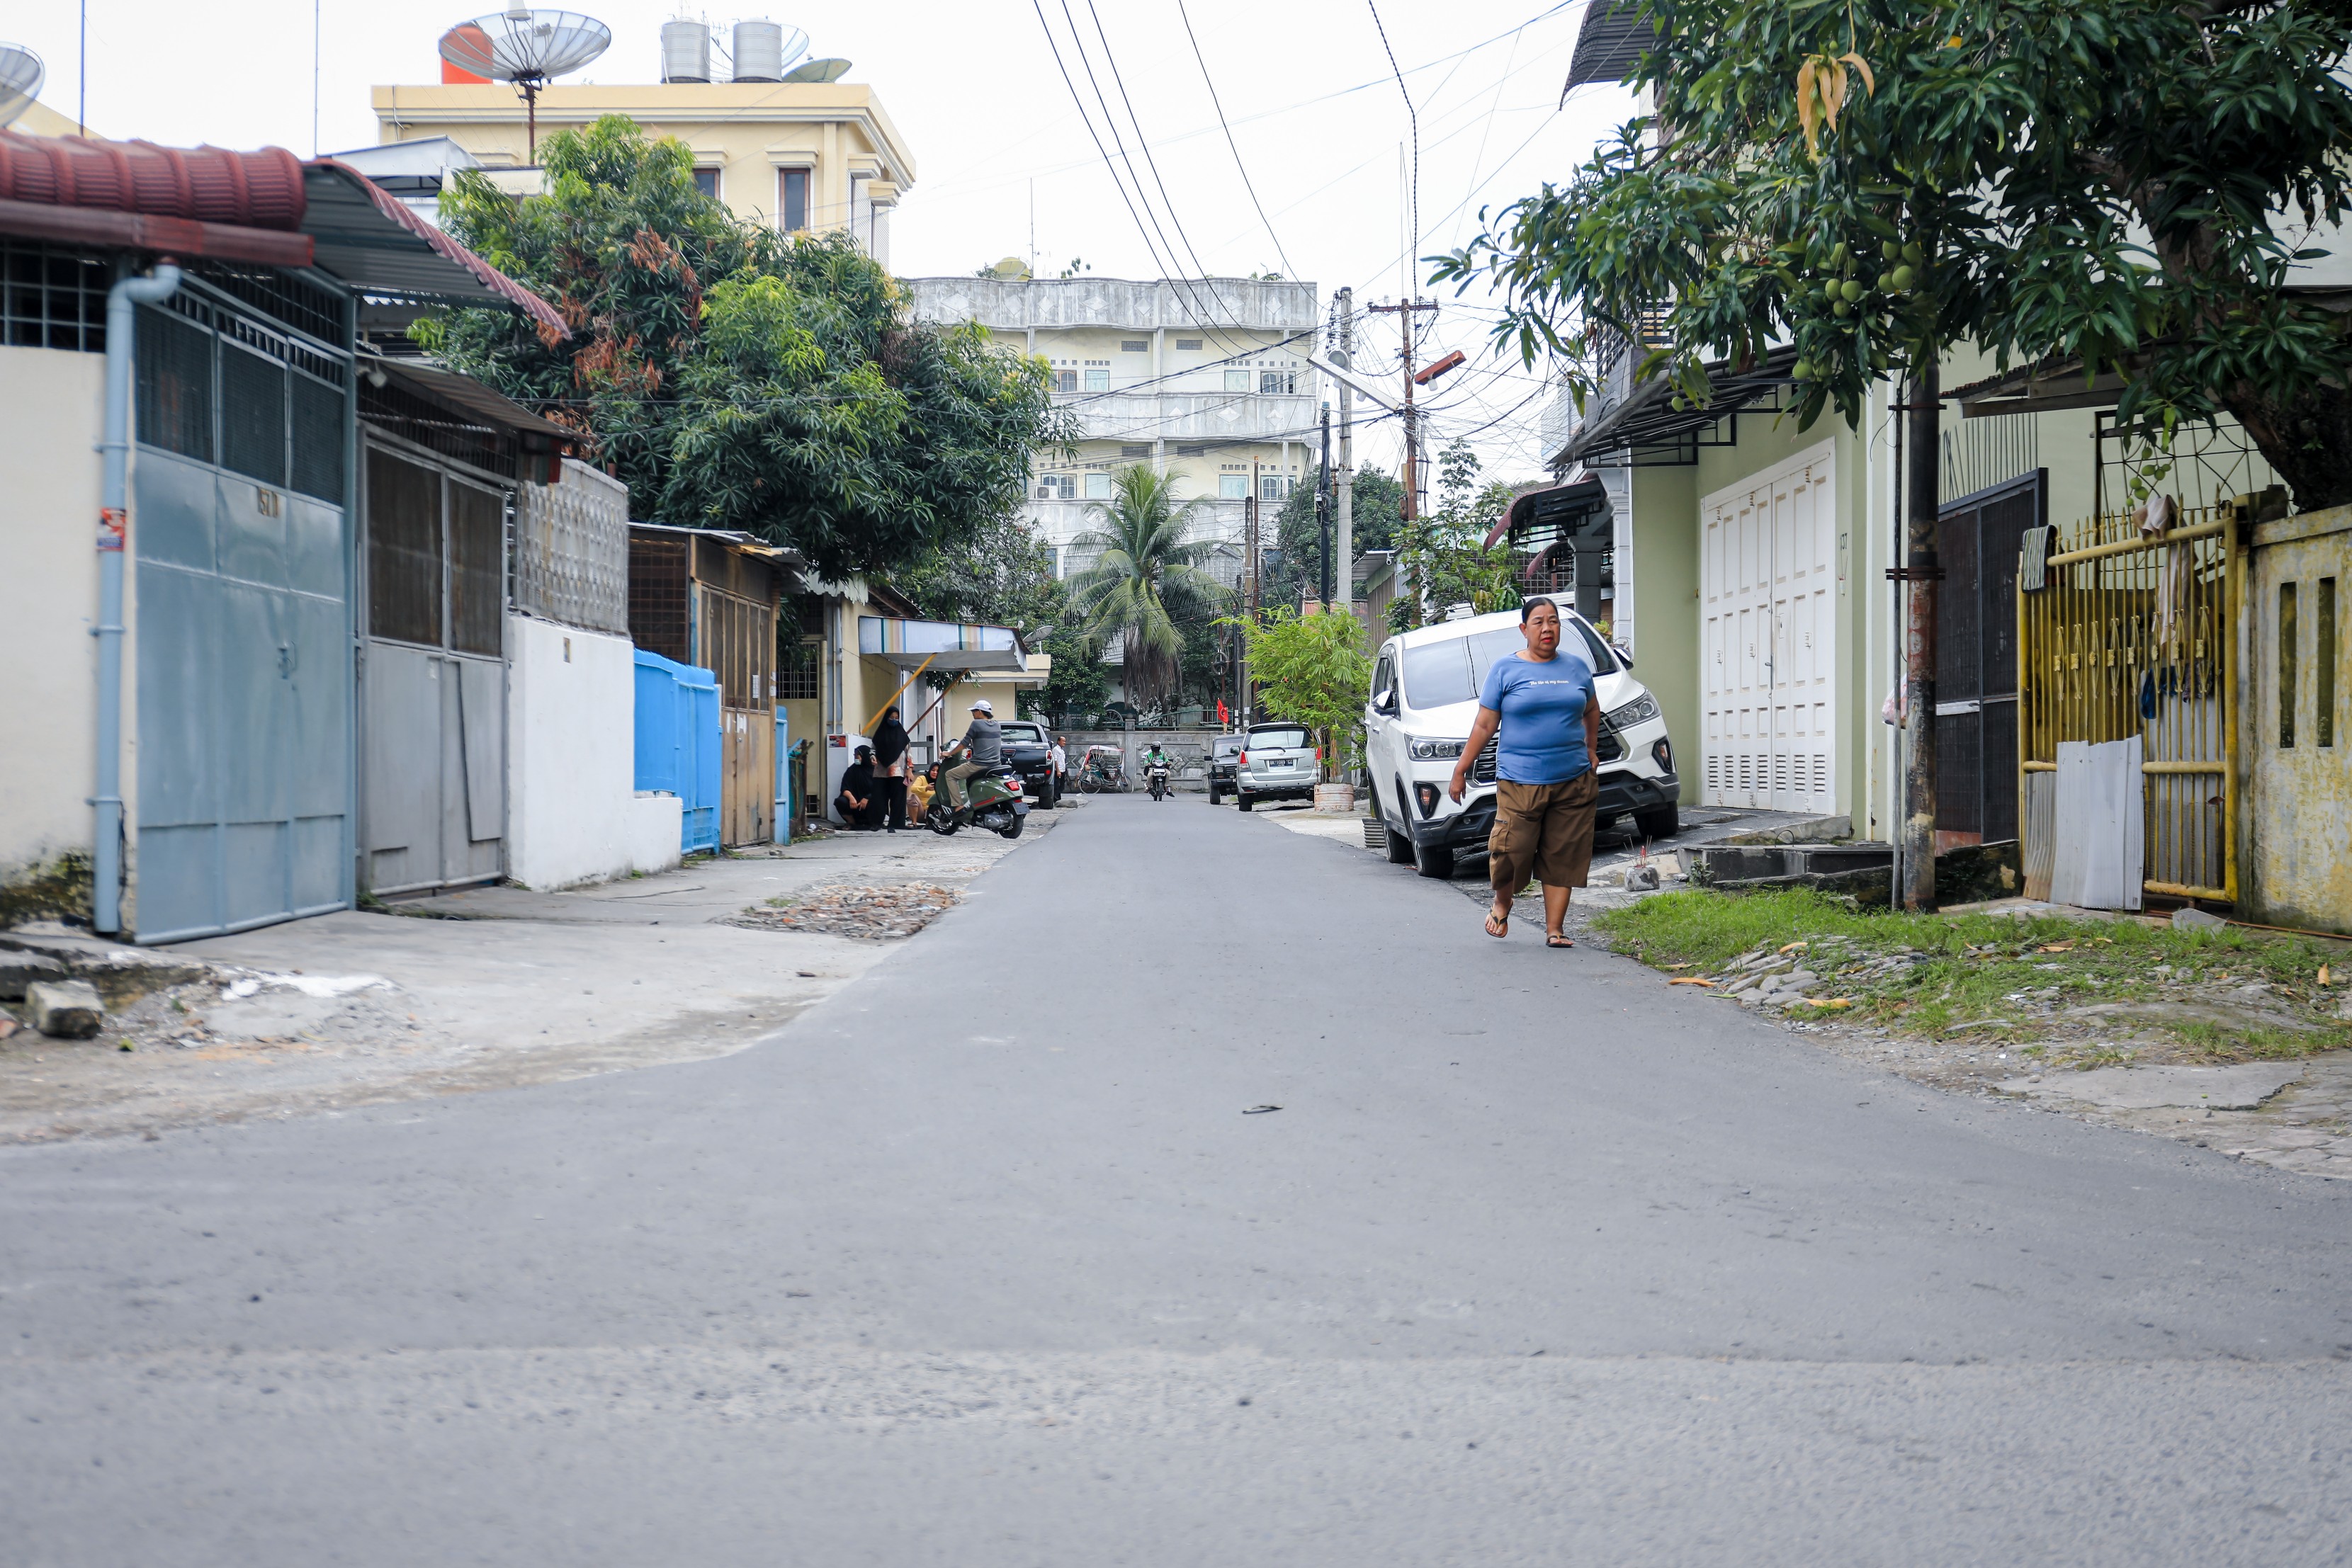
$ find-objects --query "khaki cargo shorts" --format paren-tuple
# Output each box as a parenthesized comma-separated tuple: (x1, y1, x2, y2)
(1488, 771, 1598, 895)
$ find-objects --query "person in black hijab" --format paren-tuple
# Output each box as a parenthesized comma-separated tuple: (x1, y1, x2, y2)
(834, 745, 883, 829)
(870, 705, 910, 833)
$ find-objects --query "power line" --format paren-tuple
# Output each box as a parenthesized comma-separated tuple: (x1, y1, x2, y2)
(1367, 0, 1420, 275)
(1175, 0, 1297, 283)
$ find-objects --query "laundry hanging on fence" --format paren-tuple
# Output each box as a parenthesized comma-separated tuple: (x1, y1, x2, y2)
(2137, 493, 2190, 643)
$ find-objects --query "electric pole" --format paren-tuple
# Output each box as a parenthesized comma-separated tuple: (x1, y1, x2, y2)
(1330, 288, 1355, 620)
(1895, 367, 1943, 912)
(1316, 402, 1333, 609)
(1369, 296, 1440, 618)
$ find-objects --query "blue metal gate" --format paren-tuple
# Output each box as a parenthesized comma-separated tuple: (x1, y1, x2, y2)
(633, 648, 720, 853)
(132, 284, 351, 941)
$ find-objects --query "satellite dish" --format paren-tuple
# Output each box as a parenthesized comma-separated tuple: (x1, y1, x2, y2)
(0, 43, 45, 128)
(781, 57, 850, 84)
(438, 6, 611, 157)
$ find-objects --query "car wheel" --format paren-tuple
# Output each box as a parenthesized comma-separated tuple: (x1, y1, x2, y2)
(1372, 787, 1414, 865)
(1635, 803, 1680, 840)
(1207, 785, 1221, 805)
(1412, 837, 1455, 879)
(1238, 793, 1255, 812)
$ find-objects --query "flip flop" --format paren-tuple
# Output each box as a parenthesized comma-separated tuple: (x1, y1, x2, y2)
(1547, 933, 1573, 949)
(1484, 909, 1509, 939)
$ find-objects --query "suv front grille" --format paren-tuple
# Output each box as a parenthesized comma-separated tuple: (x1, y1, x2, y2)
(1597, 725, 1626, 763)
(1471, 738, 1497, 783)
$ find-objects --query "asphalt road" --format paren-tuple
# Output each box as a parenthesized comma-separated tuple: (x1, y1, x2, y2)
(4, 795, 2349, 1566)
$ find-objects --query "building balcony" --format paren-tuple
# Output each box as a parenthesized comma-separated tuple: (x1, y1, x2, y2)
(905, 275, 1318, 334)
(1056, 392, 1321, 445)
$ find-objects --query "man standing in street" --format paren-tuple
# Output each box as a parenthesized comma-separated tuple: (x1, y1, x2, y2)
(943, 698, 1002, 812)
(1049, 734, 1068, 800)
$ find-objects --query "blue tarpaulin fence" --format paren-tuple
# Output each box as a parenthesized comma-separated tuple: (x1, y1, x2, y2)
(633, 649, 720, 854)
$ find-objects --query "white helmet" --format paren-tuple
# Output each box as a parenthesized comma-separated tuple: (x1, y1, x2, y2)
(970, 698, 994, 714)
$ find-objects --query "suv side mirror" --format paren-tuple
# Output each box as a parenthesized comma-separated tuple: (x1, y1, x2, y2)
(1612, 644, 1634, 669)
(1372, 686, 1398, 716)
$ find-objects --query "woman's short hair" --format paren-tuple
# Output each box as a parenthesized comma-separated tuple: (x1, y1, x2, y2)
(1520, 596, 1561, 624)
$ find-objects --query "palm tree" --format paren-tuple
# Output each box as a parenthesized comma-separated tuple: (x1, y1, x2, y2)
(1066, 465, 1230, 710)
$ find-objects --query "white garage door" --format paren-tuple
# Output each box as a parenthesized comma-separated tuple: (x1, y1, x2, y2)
(1700, 443, 1838, 813)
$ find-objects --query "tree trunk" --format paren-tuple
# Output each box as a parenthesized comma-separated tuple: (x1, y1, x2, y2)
(1902, 365, 1940, 913)
(2222, 379, 2352, 513)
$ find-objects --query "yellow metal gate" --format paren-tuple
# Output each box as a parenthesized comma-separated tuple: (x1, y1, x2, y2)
(2017, 503, 2242, 904)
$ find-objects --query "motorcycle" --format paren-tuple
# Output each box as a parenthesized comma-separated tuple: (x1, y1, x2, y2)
(1146, 759, 1171, 801)
(922, 757, 1029, 839)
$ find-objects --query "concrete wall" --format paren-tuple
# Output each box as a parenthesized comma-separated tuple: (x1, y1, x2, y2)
(0, 346, 107, 919)
(1629, 465, 1702, 797)
(504, 615, 655, 889)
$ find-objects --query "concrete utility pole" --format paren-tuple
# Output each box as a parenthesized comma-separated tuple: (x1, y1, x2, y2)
(1330, 288, 1355, 618)
(1316, 402, 1333, 608)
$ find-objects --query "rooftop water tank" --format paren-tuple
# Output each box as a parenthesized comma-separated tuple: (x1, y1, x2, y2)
(660, 20, 711, 83)
(729, 20, 808, 82)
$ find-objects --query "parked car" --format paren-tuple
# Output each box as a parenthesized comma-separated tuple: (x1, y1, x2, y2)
(1363, 598, 1680, 878)
(1233, 720, 1318, 811)
(1205, 734, 1245, 805)
(995, 720, 1058, 807)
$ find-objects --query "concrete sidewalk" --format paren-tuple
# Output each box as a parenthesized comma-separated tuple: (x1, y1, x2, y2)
(0, 813, 1063, 1144)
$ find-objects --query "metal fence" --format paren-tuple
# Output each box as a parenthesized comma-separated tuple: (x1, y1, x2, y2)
(2019, 504, 2239, 902)
(514, 460, 630, 635)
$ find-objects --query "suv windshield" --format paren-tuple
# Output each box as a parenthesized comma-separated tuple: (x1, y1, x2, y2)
(1401, 615, 1617, 709)
(1247, 727, 1310, 751)
(998, 724, 1045, 744)
(1213, 738, 1244, 759)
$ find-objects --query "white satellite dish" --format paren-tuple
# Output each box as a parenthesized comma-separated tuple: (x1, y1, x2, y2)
(438, 4, 611, 157)
(781, 57, 849, 84)
(0, 43, 45, 128)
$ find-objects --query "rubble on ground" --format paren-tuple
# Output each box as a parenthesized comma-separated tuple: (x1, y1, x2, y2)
(727, 883, 963, 941)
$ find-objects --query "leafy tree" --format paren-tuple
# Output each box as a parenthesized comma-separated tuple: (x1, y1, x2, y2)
(1435, 0, 2352, 509)
(422, 115, 1069, 579)
(896, 511, 1062, 632)
(1386, 441, 1525, 632)
(1267, 465, 1406, 608)
(1225, 608, 1375, 780)
(1066, 465, 1232, 708)
(1034, 627, 1110, 725)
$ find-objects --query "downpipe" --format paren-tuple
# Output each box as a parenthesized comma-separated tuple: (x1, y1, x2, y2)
(93, 261, 182, 934)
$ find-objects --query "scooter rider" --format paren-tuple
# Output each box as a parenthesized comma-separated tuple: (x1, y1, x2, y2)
(1141, 742, 1171, 795)
(943, 698, 1002, 812)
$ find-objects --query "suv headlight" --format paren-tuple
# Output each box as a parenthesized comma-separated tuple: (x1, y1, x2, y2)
(1603, 692, 1660, 729)
(1407, 737, 1467, 760)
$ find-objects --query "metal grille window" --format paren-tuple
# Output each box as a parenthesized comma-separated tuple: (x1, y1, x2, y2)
(187, 262, 343, 344)
(702, 590, 772, 710)
(357, 376, 516, 478)
(3, 241, 109, 351)
(290, 373, 345, 501)
(368, 452, 444, 647)
(136, 307, 215, 462)
(1175, 338, 1202, 351)
(220, 343, 289, 487)
(779, 637, 820, 700)
(448, 481, 507, 657)
(1121, 444, 1150, 458)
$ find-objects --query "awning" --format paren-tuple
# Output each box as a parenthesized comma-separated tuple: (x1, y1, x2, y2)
(1486, 475, 1610, 550)
(857, 616, 1028, 672)
(1566, 2, 1651, 91)
(364, 351, 578, 443)
(303, 162, 567, 337)
(1564, 343, 1799, 466)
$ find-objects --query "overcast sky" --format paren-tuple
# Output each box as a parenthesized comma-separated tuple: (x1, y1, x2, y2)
(6, 0, 1637, 480)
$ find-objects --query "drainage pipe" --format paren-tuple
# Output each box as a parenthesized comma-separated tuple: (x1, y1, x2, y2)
(93, 261, 182, 934)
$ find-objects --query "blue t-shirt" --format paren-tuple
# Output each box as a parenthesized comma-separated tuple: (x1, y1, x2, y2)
(1479, 651, 1597, 785)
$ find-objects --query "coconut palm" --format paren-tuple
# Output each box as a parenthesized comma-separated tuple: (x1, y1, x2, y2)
(1066, 465, 1230, 710)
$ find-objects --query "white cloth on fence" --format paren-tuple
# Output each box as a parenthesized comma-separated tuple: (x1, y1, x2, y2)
(2049, 735, 2144, 911)
(2137, 494, 2188, 644)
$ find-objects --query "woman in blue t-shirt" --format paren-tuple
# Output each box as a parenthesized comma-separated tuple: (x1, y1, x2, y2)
(1446, 597, 1600, 948)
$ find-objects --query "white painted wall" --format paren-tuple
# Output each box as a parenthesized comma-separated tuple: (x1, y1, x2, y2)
(504, 615, 658, 889)
(0, 346, 106, 895)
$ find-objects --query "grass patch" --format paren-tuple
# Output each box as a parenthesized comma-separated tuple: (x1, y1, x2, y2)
(1595, 889, 2351, 1060)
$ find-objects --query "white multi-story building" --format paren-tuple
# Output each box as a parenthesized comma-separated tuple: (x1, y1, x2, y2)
(903, 274, 1321, 581)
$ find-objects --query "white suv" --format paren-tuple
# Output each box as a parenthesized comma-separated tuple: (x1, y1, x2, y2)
(1363, 599, 1680, 877)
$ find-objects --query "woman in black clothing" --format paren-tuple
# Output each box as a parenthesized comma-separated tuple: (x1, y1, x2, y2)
(871, 705, 910, 833)
(834, 746, 885, 829)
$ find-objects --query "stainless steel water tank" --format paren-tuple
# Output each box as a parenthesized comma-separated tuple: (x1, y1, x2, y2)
(660, 20, 711, 83)
(728, 20, 810, 82)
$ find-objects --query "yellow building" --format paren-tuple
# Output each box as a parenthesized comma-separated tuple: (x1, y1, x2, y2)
(371, 57, 912, 265)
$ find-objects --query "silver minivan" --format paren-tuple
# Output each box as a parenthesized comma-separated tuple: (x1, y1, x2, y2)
(1364, 599, 1680, 877)
(1232, 720, 1318, 810)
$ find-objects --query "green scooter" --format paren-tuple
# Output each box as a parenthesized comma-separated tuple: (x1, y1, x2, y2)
(922, 754, 1029, 839)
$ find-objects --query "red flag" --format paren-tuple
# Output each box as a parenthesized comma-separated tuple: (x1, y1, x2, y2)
(1216, 699, 1229, 724)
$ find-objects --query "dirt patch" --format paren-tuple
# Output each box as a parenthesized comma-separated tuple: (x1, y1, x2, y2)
(724, 883, 964, 941)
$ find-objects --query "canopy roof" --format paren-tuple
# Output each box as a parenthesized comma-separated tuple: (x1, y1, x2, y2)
(858, 615, 1031, 673)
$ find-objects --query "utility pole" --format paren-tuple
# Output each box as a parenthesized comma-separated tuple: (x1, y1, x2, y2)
(1243, 465, 1260, 724)
(1316, 402, 1333, 609)
(1330, 288, 1355, 620)
(1369, 296, 1439, 617)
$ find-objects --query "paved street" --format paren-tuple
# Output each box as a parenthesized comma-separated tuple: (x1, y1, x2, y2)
(5, 793, 2350, 1566)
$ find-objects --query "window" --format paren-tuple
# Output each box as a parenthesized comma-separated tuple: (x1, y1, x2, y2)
(1038, 473, 1075, 500)
(1084, 368, 1109, 392)
(1260, 475, 1284, 502)
(779, 638, 820, 701)
(1219, 474, 1250, 499)
(2322, 577, 2339, 748)
(778, 167, 810, 232)
(2281, 580, 2299, 749)
(1085, 471, 1111, 499)
(1223, 369, 1250, 393)
(1260, 370, 1296, 394)
(1121, 443, 1150, 458)
(692, 168, 720, 200)
(1175, 338, 1202, 351)
(1372, 653, 1394, 704)
(1121, 339, 1148, 352)
(1053, 368, 1078, 393)
(1175, 444, 1206, 458)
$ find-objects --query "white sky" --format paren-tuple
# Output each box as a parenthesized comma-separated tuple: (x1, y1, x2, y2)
(4, 0, 1638, 479)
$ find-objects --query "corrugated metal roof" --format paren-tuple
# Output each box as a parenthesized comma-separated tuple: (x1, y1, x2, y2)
(0, 128, 305, 227)
(1566, 1, 1653, 91)
(302, 162, 567, 338)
